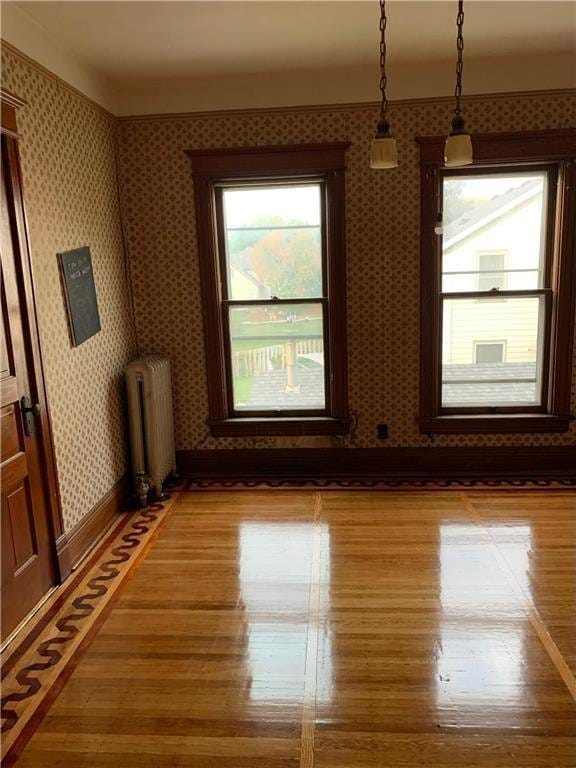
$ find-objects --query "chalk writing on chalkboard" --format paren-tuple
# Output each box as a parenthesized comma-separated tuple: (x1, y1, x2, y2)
(58, 246, 101, 347)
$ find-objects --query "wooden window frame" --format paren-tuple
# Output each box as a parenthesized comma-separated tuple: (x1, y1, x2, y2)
(187, 143, 350, 437)
(417, 129, 576, 434)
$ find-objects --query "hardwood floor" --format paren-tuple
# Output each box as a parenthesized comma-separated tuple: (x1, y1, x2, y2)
(3, 489, 576, 766)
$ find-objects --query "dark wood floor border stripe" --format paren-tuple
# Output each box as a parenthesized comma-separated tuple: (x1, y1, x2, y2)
(1, 510, 132, 679)
(2, 492, 183, 768)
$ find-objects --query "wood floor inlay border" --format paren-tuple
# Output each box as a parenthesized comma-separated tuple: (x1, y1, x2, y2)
(186, 478, 576, 489)
(0, 493, 180, 763)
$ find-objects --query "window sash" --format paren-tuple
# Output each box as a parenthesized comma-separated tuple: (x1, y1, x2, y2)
(215, 179, 328, 303)
(438, 289, 552, 414)
(222, 298, 331, 417)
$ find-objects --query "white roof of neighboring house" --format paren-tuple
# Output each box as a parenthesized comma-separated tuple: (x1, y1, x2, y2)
(443, 179, 542, 250)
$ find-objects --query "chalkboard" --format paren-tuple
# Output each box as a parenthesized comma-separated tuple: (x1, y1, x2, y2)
(58, 246, 101, 347)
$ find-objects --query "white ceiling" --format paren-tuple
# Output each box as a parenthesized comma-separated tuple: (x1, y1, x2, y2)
(2, 1, 575, 115)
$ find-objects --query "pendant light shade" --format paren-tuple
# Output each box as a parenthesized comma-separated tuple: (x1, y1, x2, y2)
(445, 0, 473, 168)
(444, 114, 473, 167)
(370, 136, 399, 169)
(371, 1, 397, 169)
(370, 119, 398, 169)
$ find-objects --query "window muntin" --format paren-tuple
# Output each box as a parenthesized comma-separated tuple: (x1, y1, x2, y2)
(439, 168, 552, 412)
(218, 180, 330, 417)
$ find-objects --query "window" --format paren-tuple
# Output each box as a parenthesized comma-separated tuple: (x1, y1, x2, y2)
(477, 252, 507, 292)
(418, 130, 576, 433)
(222, 185, 325, 412)
(442, 168, 549, 411)
(188, 144, 349, 436)
(475, 342, 505, 365)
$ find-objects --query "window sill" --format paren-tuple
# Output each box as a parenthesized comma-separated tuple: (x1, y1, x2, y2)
(208, 416, 350, 437)
(420, 414, 571, 435)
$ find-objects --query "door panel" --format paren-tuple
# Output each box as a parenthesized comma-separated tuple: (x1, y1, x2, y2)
(1, 134, 56, 642)
(1, 403, 22, 459)
(6, 479, 37, 568)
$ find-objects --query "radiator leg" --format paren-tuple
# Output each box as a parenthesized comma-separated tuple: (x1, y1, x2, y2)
(135, 472, 151, 508)
(150, 479, 168, 501)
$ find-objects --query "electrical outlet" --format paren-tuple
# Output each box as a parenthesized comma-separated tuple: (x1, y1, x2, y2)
(377, 423, 389, 440)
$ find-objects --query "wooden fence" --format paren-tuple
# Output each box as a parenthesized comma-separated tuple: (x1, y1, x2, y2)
(232, 338, 323, 378)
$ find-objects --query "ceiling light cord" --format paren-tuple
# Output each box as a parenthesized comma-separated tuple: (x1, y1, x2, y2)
(370, 0, 398, 168)
(377, 0, 389, 133)
(453, 0, 465, 119)
(444, 0, 473, 166)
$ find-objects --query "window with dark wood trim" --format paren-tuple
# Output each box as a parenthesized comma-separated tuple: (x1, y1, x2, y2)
(417, 130, 576, 434)
(187, 144, 350, 437)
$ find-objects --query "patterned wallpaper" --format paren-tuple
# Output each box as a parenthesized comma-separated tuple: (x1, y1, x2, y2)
(117, 90, 576, 451)
(1, 46, 137, 531)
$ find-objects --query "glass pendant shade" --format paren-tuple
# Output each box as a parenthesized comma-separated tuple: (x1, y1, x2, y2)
(370, 135, 398, 169)
(444, 131, 473, 167)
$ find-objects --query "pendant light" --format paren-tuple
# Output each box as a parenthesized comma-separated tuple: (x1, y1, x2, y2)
(370, 0, 398, 169)
(444, 0, 473, 167)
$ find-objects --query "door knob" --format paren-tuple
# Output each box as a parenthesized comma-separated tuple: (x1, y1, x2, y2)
(21, 396, 41, 437)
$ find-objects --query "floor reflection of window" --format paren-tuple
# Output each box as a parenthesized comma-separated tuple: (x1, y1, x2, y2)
(239, 521, 313, 703)
(437, 523, 532, 709)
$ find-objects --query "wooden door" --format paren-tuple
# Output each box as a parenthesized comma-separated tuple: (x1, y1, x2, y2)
(1, 133, 56, 642)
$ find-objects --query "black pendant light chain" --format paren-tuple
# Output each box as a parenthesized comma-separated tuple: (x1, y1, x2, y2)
(370, 0, 397, 166)
(377, 0, 390, 135)
(452, 0, 465, 128)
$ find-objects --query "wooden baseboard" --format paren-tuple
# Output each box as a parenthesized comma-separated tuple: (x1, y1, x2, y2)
(56, 474, 130, 577)
(177, 446, 576, 485)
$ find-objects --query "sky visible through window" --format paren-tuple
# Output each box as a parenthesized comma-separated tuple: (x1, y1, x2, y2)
(223, 185, 320, 228)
